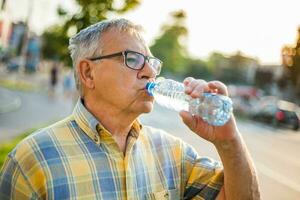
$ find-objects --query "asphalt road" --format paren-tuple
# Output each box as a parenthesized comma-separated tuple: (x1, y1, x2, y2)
(0, 89, 299, 199)
(0, 89, 74, 141)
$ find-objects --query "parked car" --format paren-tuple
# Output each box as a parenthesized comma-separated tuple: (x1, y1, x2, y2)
(251, 99, 299, 131)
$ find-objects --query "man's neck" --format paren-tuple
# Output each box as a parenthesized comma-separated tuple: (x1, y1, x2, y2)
(83, 97, 138, 152)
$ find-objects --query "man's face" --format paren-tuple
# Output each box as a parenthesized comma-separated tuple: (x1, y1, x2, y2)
(90, 28, 156, 115)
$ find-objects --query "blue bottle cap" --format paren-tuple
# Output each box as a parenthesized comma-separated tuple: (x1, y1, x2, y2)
(146, 82, 156, 96)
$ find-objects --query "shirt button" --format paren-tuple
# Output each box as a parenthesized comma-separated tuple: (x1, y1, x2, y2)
(94, 135, 99, 142)
(164, 193, 169, 198)
(96, 126, 102, 133)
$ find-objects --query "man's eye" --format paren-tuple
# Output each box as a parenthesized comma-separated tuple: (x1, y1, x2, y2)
(126, 57, 138, 64)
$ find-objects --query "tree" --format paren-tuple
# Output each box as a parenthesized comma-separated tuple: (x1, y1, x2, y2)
(208, 51, 259, 84)
(227, 52, 251, 83)
(254, 69, 273, 91)
(183, 58, 212, 80)
(42, 0, 141, 66)
(281, 27, 300, 98)
(207, 52, 228, 80)
(150, 10, 188, 76)
(289, 28, 300, 96)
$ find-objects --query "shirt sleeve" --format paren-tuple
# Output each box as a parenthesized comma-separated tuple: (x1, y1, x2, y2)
(0, 155, 37, 200)
(182, 142, 224, 200)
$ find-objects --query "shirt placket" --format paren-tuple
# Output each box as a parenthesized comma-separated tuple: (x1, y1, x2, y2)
(98, 127, 139, 200)
(124, 134, 138, 200)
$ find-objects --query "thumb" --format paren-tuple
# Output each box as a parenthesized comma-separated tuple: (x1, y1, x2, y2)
(179, 111, 196, 130)
(180, 111, 209, 139)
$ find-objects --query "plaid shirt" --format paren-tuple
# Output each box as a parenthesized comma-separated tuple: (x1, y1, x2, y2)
(0, 100, 223, 200)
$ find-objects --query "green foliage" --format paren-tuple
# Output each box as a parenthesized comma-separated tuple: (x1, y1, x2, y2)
(150, 10, 260, 83)
(42, 25, 71, 65)
(208, 51, 258, 84)
(288, 28, 300, 96)
(225, 52, 250, 83)
(150, 10, 188, 75)
(42, 0, 141, 66)
(0, 128, 36, 169)
(183, 58, 213, 80)
(207, 52, 227, 75)
(0, 79, 35, 91)
(280, 28, 300, 99)
(254, 70, 273, 91)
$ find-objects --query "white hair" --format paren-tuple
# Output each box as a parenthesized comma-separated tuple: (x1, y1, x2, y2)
(68, 18, 145, 96)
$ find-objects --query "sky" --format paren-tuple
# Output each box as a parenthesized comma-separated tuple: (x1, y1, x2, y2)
(6, 0, 300, 65)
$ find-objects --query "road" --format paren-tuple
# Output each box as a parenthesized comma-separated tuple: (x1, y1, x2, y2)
(0, 88, 74, 141)
(0, 89, 299, 199)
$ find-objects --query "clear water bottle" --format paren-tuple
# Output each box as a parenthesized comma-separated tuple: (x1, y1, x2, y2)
(146, 77, 233, 126)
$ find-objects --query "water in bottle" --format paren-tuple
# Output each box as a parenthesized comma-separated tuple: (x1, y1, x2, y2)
(146, 77, 233, 126)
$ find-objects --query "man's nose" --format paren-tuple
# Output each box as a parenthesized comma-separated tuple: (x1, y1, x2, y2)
(137, 61, 157, 79)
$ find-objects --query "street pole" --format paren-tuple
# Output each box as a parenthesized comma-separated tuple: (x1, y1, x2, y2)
(20, 0, 34, 73)
(1, 0, 6, 10)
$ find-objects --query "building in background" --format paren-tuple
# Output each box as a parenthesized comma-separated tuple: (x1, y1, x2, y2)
(0, 0, 11, 50)
(25, 35, 40, 72)
(9, 22, 26, 55)
(0, 21, 41, 72)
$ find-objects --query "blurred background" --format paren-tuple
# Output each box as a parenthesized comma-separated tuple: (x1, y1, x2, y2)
(0, 0, 300, 199)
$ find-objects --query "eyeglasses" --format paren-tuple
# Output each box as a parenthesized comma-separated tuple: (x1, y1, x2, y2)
(88, 50, 163, 75)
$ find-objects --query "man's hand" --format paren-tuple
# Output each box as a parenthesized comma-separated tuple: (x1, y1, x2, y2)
(179, 77, 238, 144)
(180, 77, 261, 200)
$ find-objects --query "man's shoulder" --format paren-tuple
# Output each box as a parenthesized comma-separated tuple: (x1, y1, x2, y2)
(28, 115, 75, 141)
(9, 116, 75, 161)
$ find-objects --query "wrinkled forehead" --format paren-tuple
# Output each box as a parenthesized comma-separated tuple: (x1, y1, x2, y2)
(100, 27, 150, 55)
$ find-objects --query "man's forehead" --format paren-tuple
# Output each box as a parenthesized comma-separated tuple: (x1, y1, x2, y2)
(101, 28, 149, 54)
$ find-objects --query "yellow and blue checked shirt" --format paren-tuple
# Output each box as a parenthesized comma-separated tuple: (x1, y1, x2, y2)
(0, 100, 223, 200)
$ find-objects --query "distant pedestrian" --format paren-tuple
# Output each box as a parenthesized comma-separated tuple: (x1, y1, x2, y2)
(49, 63, 58, 96)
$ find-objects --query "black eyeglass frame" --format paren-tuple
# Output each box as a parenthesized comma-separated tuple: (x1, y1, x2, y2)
(87, 50, 163, 75)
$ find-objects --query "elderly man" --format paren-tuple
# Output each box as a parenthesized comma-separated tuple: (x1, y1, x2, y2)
(0, 19, 260, 199)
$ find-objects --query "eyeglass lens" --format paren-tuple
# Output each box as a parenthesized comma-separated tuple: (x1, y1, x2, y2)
(125, 52, 161, 74)
(126, 52, 144, 69)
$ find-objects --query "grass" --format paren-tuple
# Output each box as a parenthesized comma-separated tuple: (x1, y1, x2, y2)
(0, 128, 37, 169)
(0, 79, 35, 91)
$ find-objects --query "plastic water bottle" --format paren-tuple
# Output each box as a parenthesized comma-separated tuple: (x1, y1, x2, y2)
(146, 77, 233, 126)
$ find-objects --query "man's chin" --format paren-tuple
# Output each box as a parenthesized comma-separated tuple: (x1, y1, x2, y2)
(145, 102, 154, 112)
(139, 101, 154, 114)
(134, 92, 154, 114)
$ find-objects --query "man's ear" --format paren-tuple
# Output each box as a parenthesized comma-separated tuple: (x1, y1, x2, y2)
(78, 60, 95, 89)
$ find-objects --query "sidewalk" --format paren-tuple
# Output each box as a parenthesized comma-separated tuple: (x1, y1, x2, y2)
(0, 65, 76, 141)
(0, 65, 49, 90)
(0, 65, 48, 114)
(0, 88, 21, 114)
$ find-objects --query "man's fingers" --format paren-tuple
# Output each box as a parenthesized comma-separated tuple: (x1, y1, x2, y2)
(183, 77, 194, 85)
(190, 83, 210, 98)
(208, 81, 228, 96)
(180, 111, 210, 139)
(184, 79, 209, 97)
(184, 79, 228, 97)
(184, 78, 198, 94)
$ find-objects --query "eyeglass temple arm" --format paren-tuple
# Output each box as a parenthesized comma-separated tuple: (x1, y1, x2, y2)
(88, 52, 123, 61)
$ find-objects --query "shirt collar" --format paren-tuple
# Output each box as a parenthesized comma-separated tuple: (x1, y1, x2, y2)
(72, 98, 101, 143)
(72, 98, 143, 143)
